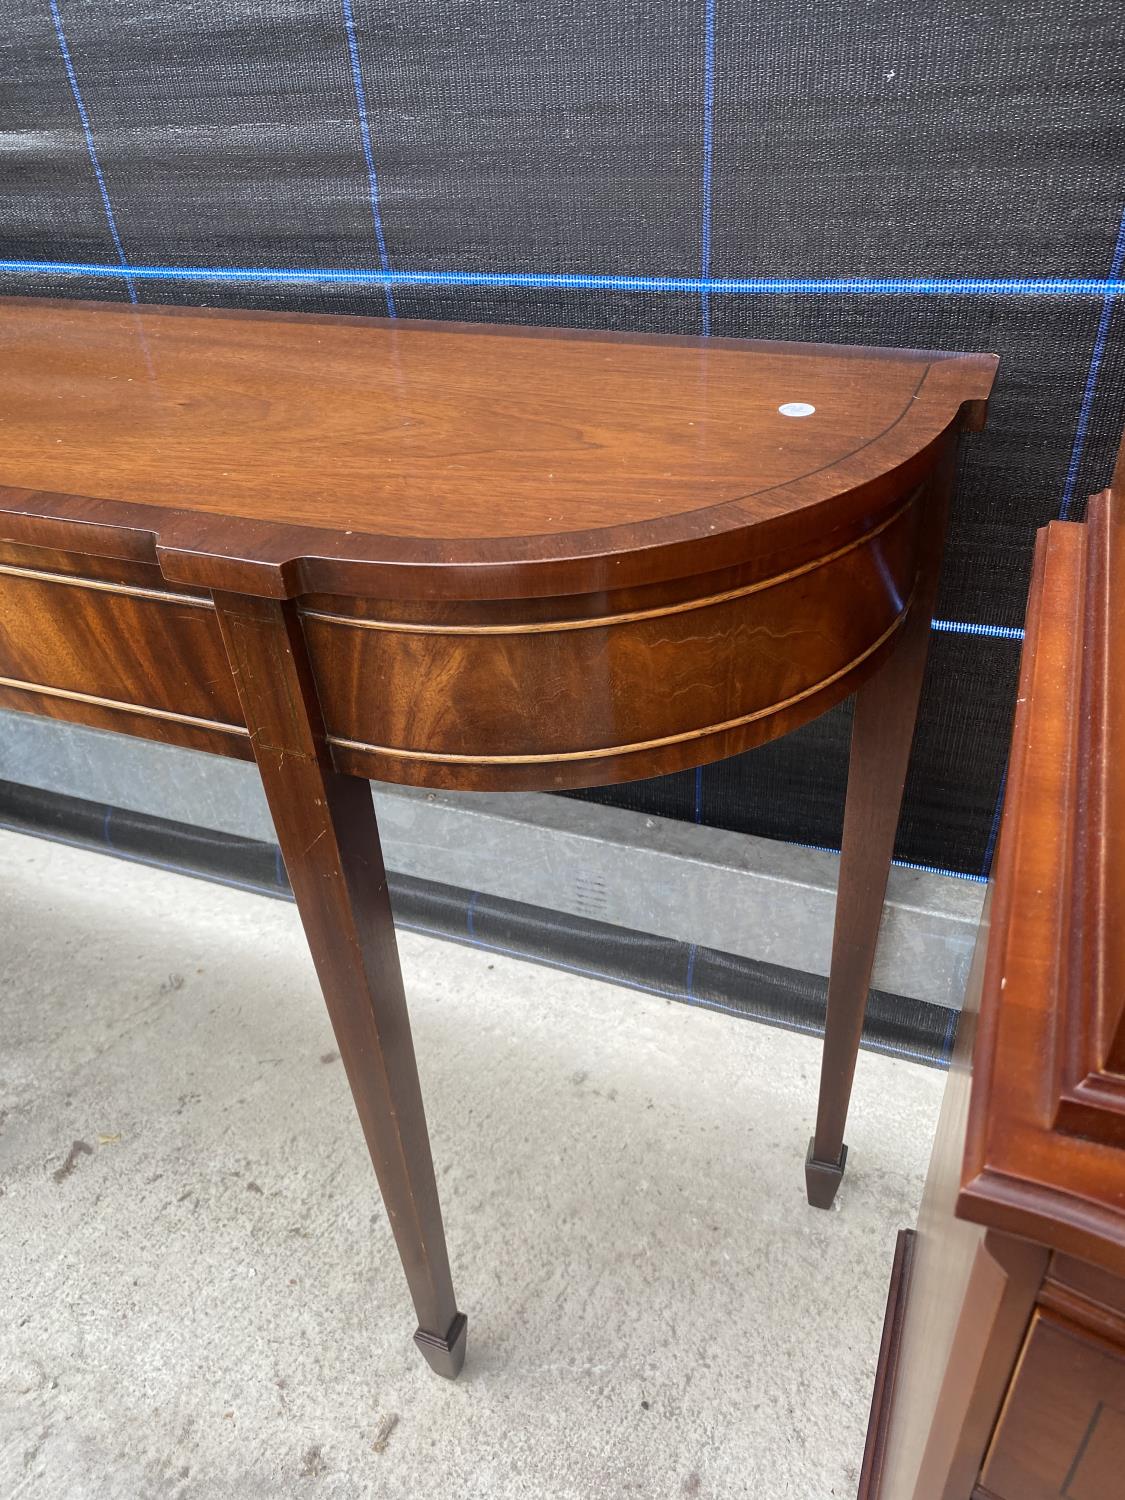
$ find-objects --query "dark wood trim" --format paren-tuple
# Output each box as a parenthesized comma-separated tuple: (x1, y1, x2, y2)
(859, 440, 1125, 1500)
(0, 674, 242, 736)
(0, 681, 254, 760)
(212, 591, 466, 1376)
(1038, 1280, 1125, 1347)
(0, 559, 210, 608)
(959, 458, 1125, 1275)
(299, 490, 918, 636)
(807, 455, 950, 1204)
(858, 1229, 917, 1500)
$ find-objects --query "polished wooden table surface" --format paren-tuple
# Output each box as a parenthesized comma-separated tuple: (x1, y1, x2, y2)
(0, 297, 996, 1376)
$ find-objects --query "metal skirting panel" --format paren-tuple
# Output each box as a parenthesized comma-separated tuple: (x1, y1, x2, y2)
(0, 778, 957, 1066)
(0, 710, 982, 1012)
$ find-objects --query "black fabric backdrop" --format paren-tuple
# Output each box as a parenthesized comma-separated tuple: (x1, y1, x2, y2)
(3, 1, 1124, 878)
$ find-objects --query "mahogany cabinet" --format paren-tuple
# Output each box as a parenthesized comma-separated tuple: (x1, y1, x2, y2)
(860, 447, 1125, 1498)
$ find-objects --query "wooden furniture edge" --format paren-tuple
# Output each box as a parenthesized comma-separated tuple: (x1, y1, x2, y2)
(0, 304, 997, 601)
(957, 453, 1125, 1277)
(858, 1228, 917, 1500)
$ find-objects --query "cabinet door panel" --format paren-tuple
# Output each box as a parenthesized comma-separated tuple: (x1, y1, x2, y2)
(981, 1312, 1125, 1500)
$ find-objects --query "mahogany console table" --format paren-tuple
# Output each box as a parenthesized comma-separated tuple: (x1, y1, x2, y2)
(0, 298, 995, 1377)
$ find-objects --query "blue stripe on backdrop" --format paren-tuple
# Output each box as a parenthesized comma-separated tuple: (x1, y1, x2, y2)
(1057, 203, 1125, 520)
(793, 841, 990, 886)
(3, 259, 1124, 298)
(930, 619, 1024, 641)
(699, 0, 717, 336)
(46, 3, 136, 304)
(339, 0, 397, 318)
(979, 765, 1008, 879)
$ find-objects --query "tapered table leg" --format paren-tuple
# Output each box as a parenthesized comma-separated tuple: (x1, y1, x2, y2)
(213, 592, 466, 1376)
(806, 451, 954, 1208)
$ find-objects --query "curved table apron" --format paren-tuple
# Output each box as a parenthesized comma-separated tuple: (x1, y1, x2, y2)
(0, 298, 998, 1377)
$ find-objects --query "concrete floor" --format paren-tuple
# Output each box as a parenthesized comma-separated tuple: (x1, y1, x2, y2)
(0, 829, 944, 1499)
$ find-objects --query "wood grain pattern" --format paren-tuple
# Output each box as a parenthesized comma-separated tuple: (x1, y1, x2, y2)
(1039, 1265, 1125, 1348)
(0, 296, 999, 1370)
(806, 452, 951, 1202)
(0, 553, 247, 756)
(858, 1229, 917, 1500)
(959, 467, 1125, 1276)
(861, 441, 1125, 1498)
(1045, 1254, 1125, 1324)
(305, 485, 920, 790)
(212, 590, 467, 1377)
(0, 477, 922, 791)
(980, 1312, 1125, 1499)
(864, 870, 1048, 1500)
(0, 297, 996, 599)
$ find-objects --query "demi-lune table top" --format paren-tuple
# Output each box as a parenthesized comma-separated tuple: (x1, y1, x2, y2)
(0, 297, 995, 598)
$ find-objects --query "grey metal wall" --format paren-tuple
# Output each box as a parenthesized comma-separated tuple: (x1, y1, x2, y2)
(3, 1, 1124, 879)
